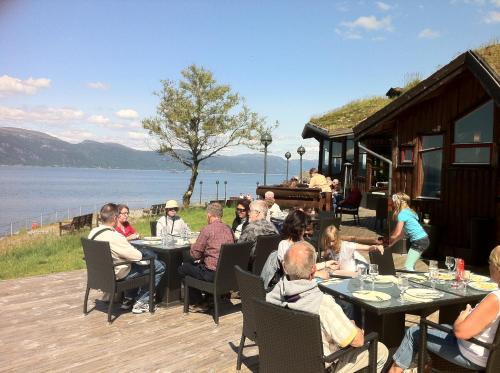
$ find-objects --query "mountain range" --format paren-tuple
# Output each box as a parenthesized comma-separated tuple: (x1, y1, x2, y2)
(0, 127, 317, 174)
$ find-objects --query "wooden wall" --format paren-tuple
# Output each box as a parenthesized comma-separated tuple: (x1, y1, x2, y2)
(388, 70, 499, 263)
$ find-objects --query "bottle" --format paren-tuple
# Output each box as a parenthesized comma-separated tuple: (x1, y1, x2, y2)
(455, 258, 464, 282)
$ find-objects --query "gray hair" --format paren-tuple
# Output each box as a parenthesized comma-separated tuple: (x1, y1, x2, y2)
(284, 241, 317, 280)
(250, 200, 268, 217)
(264, 191, 275, 199)
(99, 203, 118, 223)
(207, 202, 223, 218)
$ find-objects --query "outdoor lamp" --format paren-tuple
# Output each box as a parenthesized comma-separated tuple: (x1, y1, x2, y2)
(297, 145, 306, 183)
(285, 151, 291, 181)
(261, 132, 272, 186)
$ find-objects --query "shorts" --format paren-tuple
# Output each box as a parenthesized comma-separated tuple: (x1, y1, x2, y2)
(409, 236, 429, 253)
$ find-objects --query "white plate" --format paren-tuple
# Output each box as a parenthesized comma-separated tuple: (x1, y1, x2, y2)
(364, 275, 396, 283)
(468, 282, 498, 291)
(424, 272, 455, 281)
(143, 236, 161, 241)
(402, 274, 427, 282)
(405, 288, 443, 299)
(352, 291, 391, 302)
(470, 274, 490, 282)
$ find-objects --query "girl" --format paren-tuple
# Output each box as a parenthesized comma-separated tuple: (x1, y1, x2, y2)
(231, 199, 250, 240)
(390, 192, 429, 271)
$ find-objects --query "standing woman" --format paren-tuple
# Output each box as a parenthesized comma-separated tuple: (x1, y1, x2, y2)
(231, 199, 250, 240)
(115, 204, 140, 241)
(390, 192, 429, 270)
(157, 200, 191, 238)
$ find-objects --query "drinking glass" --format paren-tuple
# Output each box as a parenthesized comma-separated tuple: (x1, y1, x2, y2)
(428, 260, 440, 284)
(369, 264, 379, 291)
(462, 270, 471, 293)
(398, 276, 409, 303)
(445, 256, 455, 274)
(429, 268, 439, 289)
(357, 267, 367, 290)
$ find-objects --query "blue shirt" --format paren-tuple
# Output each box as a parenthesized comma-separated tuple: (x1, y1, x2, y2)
(397, 208, 427, 241)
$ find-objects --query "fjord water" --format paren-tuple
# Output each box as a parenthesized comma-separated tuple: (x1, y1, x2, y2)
(0, 166, 285, 235)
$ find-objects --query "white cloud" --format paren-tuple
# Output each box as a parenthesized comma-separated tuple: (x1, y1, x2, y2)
(376, 1, 392, 11)
(128, 131, 147, 140)
(491, 0, 500, 7)
(0, 75, 51, 97)
(418, 28, 441, 39)
(87, 115, 110, 124)
(484, 10, 500, 22)
(0, 106, 84, 124)
(116, 109, 139, 119)
(50, 130, 95, 143)
(86, 81, 110, 90)
(341, 15, 393, 31)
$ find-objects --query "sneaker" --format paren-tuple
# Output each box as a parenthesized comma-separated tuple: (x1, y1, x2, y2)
(120, 297, 134, 310)
(132, 301, 151, 314)
(188, 301, 210, 313)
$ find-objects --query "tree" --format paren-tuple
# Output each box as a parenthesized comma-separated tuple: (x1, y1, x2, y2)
(143, 64, 271, 207)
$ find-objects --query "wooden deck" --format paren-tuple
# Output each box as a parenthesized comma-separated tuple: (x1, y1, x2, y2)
(0, 270, 258, 372)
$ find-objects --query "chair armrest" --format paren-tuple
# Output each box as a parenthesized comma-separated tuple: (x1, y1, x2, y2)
(423, 319, 493, 350)
(113, 260, 140, 267)
(324, 332, 378, 363)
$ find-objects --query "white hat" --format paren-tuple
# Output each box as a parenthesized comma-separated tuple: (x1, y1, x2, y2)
(165, 200, 179, 209)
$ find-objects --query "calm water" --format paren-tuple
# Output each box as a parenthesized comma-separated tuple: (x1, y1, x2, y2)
(0, 166, 285, 234)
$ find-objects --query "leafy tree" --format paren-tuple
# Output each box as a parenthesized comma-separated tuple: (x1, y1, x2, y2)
(143, 65, 271, 207)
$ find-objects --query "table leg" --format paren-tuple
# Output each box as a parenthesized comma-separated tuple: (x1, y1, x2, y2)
(155, 249, 185, 306)
(364, 311, 405, 348)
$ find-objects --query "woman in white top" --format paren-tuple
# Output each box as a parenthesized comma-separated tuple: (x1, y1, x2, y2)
(156, 200, 190, 238)
(389, 245, 500, 372)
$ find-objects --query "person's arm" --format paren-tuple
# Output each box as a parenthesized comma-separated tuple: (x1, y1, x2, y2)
(350, 322, 365, 347)
(156, 218, 165, 237)
(353, 243, 384, 254)
(390, 221, 404, 243)
(110, 233, 142, 261)
(453, 294, 499, 340)
(190, 228, 209, 260)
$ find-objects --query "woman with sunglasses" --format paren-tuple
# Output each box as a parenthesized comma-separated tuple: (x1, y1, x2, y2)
(115, 204, 140, 241)
(156, 200, 191, 238)
(231, 199, 250, 240)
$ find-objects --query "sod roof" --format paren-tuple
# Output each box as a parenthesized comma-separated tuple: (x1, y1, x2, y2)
(475, 42, 500, 78)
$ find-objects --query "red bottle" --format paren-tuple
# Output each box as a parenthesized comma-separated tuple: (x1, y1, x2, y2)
(455, 258, 464, 281)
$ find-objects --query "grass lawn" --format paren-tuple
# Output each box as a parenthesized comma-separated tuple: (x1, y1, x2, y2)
(0, 207, 236, 280)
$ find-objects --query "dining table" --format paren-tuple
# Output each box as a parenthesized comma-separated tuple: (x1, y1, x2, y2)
(319, 274, 491, 348)
(131, 239, 191, 307)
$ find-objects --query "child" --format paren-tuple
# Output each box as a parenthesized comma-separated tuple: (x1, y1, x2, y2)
(389, 192, 429, 270)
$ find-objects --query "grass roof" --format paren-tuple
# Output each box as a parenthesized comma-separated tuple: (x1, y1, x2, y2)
(475, 41, 500, 77)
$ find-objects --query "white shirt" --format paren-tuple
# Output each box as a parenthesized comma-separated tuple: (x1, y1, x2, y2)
(266, 203, 283, 221)
(338, 241, 368, 272)
(156, 215, 190, 238)
(277, 239, 293, 262)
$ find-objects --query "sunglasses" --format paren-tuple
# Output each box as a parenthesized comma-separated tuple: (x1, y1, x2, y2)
(166, 208, 179, 212)
(236, 208, 247, 212)
(119, 211, 129, 215)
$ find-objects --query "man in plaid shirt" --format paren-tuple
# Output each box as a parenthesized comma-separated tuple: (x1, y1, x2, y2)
(266, 241, 388, 372)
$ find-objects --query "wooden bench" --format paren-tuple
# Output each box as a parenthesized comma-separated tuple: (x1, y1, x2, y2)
(256, 186, 331, 211)
(59, 213, 93, 236)
(143, 203, 165, 216)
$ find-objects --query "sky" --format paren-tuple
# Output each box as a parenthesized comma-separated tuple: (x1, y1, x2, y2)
(0, 0, 499, 160)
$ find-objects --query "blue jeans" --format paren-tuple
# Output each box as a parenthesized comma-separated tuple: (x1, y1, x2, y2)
(393, 325, 484, 370)
(124, 258, 166, 304)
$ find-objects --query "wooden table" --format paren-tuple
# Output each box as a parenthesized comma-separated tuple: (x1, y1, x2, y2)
(319, 277, 487, 348)
(132, 240, 191, 307)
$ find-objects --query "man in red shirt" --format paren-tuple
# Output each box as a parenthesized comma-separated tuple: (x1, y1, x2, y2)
(178, 202, 234, 309)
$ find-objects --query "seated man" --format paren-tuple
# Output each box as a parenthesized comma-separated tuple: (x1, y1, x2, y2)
(178, 202, 235, 310)
(88, 203, 165, 314)
(238, 200, 279, 256)
(308, 168, 332, 193)
(267, 241, 388, 372)
(264, 190, 283, 221)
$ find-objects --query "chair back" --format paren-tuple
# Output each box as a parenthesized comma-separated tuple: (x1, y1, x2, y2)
(150, 221, 157, 237)
(252, 234, 282, 275)
(214, 241, 253, 293)
(234, 266, 266, 341)
(369, 249, 396, 275)
(81, 238, 117, 292)
(485, 323, 500, 372)
(253, 299, 326, 373)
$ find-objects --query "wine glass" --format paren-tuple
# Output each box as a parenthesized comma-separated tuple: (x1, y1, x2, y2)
(462, 270, 471, 293)
(398, 276, 409, 303)
(428, 260, 440, 284)
(445, 256, 455, 275)
(369, 264, 379, 291)
(429, 268, 439, 289)
(357, 267, 367, 290)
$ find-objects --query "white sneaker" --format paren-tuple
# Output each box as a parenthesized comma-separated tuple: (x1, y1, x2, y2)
(132, 301, 151, 314)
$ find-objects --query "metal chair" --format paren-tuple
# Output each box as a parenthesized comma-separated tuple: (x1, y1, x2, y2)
(81, 238, 154, 323)
(253, 298, 379, 373)
(183, 241, 253, 324)
(418, 318, 500, 372)
(252, 234, 282, 275)
(234, 266, 266, 370)
(150, 221, 157, 236)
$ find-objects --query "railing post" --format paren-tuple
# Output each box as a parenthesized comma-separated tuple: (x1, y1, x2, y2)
(40, 213, 43, 227)
(25, 217, 28, 231)
(79, 206, 82, 215)
(10, 222, 13, 236)
(67, 208, 70, 219)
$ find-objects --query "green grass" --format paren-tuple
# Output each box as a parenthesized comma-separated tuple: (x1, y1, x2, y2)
(0, 207, 236, 280)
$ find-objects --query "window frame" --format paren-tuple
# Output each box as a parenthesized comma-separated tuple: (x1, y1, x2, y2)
(399, 144, 415, 166)
(418, 133, 444, 200)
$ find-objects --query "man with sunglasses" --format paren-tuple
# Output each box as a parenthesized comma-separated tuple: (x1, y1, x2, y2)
(156, 200, 191, 238)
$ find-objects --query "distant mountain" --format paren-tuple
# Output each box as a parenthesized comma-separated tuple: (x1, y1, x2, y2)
(0, 127, 318, 175)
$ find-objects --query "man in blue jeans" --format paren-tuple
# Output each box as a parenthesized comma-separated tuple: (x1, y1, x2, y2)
(88, 203, 166, 314)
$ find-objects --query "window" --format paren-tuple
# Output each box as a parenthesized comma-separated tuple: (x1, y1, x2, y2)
(419, 135, 443, 198)
(400, 145, 414, 165)
(358, 150, 367, 177)
(453, 100, 494, 164)
(330, 141, 342, 174)
(322, 140, 330, 175)
(346, 136, 355, 163)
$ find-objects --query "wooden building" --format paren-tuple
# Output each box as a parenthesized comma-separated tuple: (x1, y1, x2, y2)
(353, 44, 500, 264)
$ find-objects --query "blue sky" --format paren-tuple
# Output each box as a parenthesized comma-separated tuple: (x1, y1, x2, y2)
(0, 0, 499, 159)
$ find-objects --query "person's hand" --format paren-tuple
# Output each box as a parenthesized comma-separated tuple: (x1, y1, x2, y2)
(458, 304, 472, 321)
(316, 270, 329, 280)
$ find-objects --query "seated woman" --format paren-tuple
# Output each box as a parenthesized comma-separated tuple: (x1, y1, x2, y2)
(318, 225, 383, 277)
(276, 209, 310, 262)
(231, 198, 250, 240)
(115, 204, 140, 241)
(156, 200, 191, 238)
(389, 245, 500, 372)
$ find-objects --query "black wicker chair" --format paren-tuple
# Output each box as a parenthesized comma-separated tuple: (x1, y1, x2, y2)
(252, 234, 282, 275)
(234, 265, 266, 370)
(369, 250, 396, 275)
(183, 241, 253, 324)
(336, 203, 361, 225)
(253, 298, 379, 373)
(150, 221, 157, 237)
(418, 317, 500, 372)
(81, 238, 154, 323)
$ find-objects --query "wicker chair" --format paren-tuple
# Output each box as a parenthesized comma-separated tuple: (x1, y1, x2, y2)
(336, 203, 361, 225)
(253, 298, 379, 373)
(150, 221, 157, 237)
(183, 241, 253, 324)
(234, 266, 266, 370)
(81, 238, 154, 323)
(369, 250, 396, 275)
(418, 318, 500, 372)
(252, 234, 282, 275)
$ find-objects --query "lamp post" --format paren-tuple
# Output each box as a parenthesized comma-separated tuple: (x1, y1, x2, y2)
(199, 180, 203, 204)
(297, 145, 306, 183)
(224, 181, 227, 202)
(260, 132, 272, 186)
(216, 180, 219, 201)
(285, 151, 291, 181)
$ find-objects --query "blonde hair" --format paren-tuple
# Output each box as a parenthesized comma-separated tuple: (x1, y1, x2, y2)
(321, 225, 342, 258)
(490, 245, 500, 269)
(392, 192, 413, 220)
